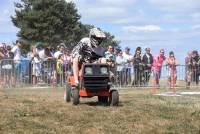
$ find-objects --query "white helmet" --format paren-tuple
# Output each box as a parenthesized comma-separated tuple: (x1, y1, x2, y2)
(89, 28, 106, 38)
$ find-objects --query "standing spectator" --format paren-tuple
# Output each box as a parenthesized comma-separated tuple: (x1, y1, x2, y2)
(0, 44, 5, 60)
(1, 49, 14, 88)
(11, 40, 22, 83)
(5, 45, 14, 58)
(123, 47, 133, 86)
(135, 47, 142, 55)
(142, 47, 153, 86)
(185, 51, 193, 87)
(11, 40, 22, 63)
(41, 47, 55, 84)
(54, 43, 65, 59)
(116, 50, 126, 87)
(56, 54, 64, 85)
(63, 49, 71, 71)
(166, 51, 178, 88)
(104, 45, 116, 81)
(104, 45, 116, 64)
(133, 49, 143, 86)
(190, 50, 200, 86)
(114, 46, 120, 56)
(44, 47, 54, 60)
(152, 49, 166, 87)
(35, 42, 45, 59)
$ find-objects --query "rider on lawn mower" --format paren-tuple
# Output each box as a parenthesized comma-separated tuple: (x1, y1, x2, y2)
(71, 27, 106, 87)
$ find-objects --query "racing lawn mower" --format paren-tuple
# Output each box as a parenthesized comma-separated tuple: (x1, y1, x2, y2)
(64, 63, 119, 106)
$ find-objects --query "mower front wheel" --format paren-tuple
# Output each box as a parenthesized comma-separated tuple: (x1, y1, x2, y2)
(64, 82, 71, 102)
(72, 87, 80, 105)
(109, 90, 119, 106)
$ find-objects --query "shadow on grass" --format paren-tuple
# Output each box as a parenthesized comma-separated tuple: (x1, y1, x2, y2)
(81, 101, 123, 107)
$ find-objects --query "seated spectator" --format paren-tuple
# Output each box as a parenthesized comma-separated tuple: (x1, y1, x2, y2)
(166, 51, 178, 88)
(152, 49, 166, 87)
(142, 47, 153, 86)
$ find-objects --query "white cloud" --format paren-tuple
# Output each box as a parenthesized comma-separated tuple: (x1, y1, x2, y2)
(80, 7, 126, 19)
(98, 0, 137, 7)
(149, 0, 200, 13)
(119, 25, 200, 43)
(122, 25, 162, 33)
(73, 0, 137, 23)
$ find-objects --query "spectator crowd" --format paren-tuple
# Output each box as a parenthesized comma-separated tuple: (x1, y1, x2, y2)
(0, 40, 200, 88)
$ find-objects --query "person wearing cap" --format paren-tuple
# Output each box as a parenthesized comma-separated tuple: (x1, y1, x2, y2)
(123, 47, 133, 85)
(142, 47, 153, 86)
(166, 51, 178, 88)
(71, 27, 106, 86)
(152, 49, 166, 87)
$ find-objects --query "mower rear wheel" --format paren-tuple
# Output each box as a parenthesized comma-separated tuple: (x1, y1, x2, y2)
(98, 96, 108, 103)
(72, 87, 79, 105)
(110, 90, 119, 106)
(64, 82, 71, 102)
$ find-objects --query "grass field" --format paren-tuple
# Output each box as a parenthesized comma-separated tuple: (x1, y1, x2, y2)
(0, 87, 200, 134)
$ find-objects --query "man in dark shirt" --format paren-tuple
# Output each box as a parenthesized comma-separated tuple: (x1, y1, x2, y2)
(142, 47, 153, 86)
(190, 50, 200, 85)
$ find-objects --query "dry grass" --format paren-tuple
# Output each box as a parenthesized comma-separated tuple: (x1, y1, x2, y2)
(0, 87, 200, 134)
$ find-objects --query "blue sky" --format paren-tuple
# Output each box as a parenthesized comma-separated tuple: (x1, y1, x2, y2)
(0, 0, 200, 63)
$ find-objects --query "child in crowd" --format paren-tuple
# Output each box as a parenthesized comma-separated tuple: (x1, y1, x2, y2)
(56, 54, 64, 85)
(31, 53, 42, 85)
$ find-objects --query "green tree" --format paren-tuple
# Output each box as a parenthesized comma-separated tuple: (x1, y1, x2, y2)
(11, 0, 119, 52)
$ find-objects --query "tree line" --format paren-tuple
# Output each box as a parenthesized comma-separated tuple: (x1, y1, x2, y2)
(11, 0, 120, 53)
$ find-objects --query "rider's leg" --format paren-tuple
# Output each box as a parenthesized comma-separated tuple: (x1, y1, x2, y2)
(72, 57, 79, 85)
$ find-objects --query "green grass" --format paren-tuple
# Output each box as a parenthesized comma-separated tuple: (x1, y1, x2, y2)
(0, 88, 200, 134)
